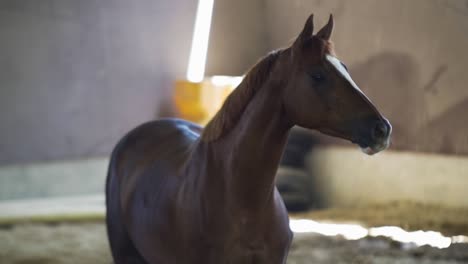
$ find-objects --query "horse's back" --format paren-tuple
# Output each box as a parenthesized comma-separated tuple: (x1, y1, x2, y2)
(106, 118, 201, 263)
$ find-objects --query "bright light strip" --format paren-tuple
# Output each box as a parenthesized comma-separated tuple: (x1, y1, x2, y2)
(187, 0, 215, 83)
(290, 219, 368, 240)
(369, 226, 451, 249)
(290, 218, 468, 249)
(210, 75, 244, 88)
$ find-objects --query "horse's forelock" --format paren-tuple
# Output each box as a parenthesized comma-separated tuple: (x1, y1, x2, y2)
(323, 40, 336, 57)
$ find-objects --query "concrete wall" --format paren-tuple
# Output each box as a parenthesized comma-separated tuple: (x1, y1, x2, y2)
(263, 0, 468, 155)
(0, 158, 107, 200)
(0, 0, 197, 164)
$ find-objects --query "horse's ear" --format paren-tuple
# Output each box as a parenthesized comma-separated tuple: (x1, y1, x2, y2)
(316, 14, 334, 41)
(293, 14, 314, 48)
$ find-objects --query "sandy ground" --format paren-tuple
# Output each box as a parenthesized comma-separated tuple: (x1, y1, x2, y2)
(1, 222, 468, 264)
(293, 201, 468, 237)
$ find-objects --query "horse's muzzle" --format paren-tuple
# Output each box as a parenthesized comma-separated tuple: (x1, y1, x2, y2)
(359, 118, 392, 155)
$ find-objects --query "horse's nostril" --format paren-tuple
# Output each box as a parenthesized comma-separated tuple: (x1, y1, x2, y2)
(373, 122, 387, 139)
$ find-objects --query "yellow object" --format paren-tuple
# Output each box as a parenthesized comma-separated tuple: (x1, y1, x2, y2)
(173, 76, 242, 125)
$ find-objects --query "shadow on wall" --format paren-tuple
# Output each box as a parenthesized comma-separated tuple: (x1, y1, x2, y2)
(421, 99, 468, 155)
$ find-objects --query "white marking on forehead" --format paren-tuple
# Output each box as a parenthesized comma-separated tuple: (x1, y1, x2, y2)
(325, 55, 363, 93)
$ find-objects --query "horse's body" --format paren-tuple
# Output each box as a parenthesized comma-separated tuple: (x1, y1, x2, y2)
(107, 117, 291, 263)
(106, 15, 391, 264)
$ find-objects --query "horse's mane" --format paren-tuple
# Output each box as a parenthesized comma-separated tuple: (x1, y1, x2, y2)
(201, 50, 284, 142)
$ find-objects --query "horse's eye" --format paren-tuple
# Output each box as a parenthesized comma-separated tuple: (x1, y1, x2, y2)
(310, 73, 325, 83)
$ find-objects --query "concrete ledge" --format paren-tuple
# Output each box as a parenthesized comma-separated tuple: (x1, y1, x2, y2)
(1, 147, 467, 213)
(0, 195, 105, 225)
(0, 158, 109, 200)
(307, 147, 468, 208)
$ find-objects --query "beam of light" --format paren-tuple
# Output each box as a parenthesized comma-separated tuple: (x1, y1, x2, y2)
(186, 0, 215, 83)
(289, 218, 468, 249)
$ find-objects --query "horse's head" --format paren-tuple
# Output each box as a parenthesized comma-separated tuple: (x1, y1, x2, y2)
(281, 14, 391, 155)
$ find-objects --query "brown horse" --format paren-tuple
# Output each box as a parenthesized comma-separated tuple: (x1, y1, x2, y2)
(106, 14, 391, 264)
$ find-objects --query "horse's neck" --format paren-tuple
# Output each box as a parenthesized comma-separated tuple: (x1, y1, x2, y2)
(221, 82, 291, 211)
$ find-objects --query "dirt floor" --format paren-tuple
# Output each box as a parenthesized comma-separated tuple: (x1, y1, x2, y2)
(1, 201, 468, 264)
(1, 221, 468, 264)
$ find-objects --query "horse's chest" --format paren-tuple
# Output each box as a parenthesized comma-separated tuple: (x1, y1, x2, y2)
(226, 242, 271, 263)
(221, 226, 290, 263)
(182, 219, 290, 263)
